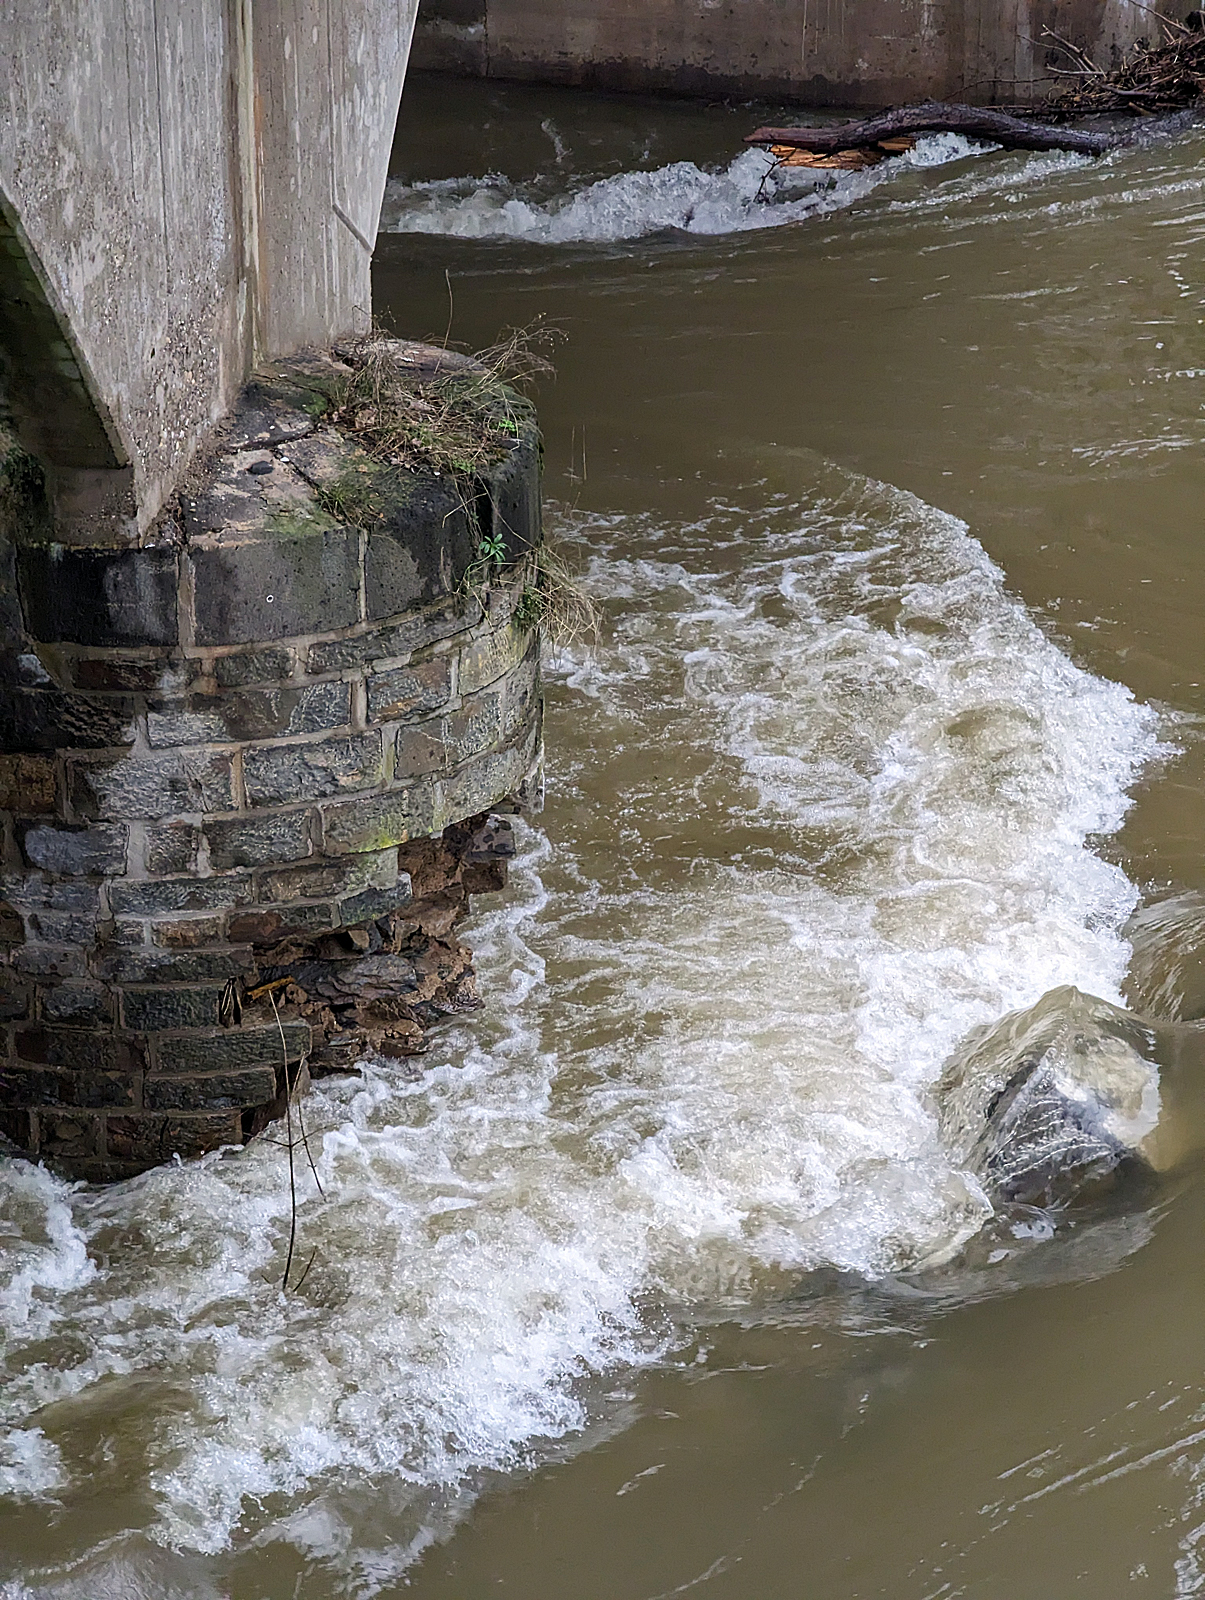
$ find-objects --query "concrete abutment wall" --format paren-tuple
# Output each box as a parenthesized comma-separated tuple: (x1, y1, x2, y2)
(411, 0, 1147, 107)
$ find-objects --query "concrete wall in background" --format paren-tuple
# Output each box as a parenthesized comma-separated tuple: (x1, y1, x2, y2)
(0, 1, 418, 544)
(411, 0, 1145, 107)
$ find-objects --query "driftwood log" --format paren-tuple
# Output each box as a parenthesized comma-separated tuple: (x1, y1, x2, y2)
(745, 101, 1120, 157)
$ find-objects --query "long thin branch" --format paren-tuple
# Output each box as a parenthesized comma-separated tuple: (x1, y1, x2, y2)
(1040, 27, 1106, 74)
(273, 994, 300, 1293)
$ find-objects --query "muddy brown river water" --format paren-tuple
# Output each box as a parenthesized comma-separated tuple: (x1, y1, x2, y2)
(5, 74, 1205, 1600)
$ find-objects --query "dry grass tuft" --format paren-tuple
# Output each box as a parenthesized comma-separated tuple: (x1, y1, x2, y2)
(513, 534, 600, 648)
(326, 323, 594, 647)
(329, 322, 558, 480)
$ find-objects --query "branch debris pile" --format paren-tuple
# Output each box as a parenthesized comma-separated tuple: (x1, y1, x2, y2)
(1042, 15, 1205, 117)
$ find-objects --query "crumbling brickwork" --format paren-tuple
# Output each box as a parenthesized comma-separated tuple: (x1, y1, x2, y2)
(0, 348, 543, 1178)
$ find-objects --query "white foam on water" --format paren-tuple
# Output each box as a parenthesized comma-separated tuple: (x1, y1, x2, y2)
(0, 1431, 62, 1502)
(379, 135, 991, 242)
(0, 474, 1160, 1585)
(376, 135, 1205, 250)
(0, 1159, 95, 1333)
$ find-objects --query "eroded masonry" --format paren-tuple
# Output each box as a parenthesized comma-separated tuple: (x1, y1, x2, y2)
(0, 344, 543, 1179)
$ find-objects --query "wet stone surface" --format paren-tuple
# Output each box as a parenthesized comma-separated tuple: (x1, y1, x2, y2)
(0, 346, 544, 1177)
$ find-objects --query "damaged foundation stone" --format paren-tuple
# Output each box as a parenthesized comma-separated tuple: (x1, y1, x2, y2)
(0, 344, 544, 1180)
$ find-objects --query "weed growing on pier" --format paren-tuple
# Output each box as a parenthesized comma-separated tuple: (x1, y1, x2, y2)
(324, 322, 596, 647)
(0, 425, 52, 544)
(513, 535, 599, 648)
(313, 467, 386, 528)
(329, 321, 555, 480)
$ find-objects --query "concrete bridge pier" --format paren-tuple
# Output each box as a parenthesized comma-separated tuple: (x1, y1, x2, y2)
(0, 7, 546, 1177)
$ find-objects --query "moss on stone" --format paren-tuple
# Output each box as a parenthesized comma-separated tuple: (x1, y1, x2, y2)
(248, 358, 345, 421)
(314, 459, 413, 526)
(260, 502, 340, 541)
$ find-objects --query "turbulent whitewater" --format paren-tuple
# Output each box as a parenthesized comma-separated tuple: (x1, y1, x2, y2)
(378, 135, 1015, 242)
(0, 465, 1160, 1585)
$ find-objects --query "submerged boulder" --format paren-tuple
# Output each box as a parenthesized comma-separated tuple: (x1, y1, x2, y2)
(936, 986, 1162, 1207)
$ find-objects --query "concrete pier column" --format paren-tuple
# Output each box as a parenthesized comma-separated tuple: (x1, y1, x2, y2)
(1, 0, 418, 542)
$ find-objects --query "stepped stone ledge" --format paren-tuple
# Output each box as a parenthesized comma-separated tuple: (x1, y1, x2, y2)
(0, 345, 544, 1180)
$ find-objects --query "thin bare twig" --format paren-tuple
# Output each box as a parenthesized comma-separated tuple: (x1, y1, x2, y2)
(261, 1120, 340, 1150)
(272, 992, 299, 1293)
(271, 993, 324, 1293)
(1040, 27, 1106, 74)
(1127, 0, 1193, 35)
(292, 1249, 319, 1294)
(442, 268, 455, 351)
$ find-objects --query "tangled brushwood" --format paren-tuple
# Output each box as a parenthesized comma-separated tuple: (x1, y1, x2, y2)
(330, 323, 557, 479)
(1042, 13, 1205, 117)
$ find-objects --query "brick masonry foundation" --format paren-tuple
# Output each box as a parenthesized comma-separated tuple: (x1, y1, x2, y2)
(0, 344, 544, 1179)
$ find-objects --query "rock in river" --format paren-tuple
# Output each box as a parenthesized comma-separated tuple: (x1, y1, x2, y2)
(936, 985, 1163, 1208)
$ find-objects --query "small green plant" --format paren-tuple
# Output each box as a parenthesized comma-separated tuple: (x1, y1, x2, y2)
(512, 585, 541, 632)
(458, 526, 510, 599)
(478, 529, 507, 568)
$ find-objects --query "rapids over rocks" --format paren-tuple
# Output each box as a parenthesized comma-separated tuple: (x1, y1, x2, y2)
(6, 73, 1205, 1600)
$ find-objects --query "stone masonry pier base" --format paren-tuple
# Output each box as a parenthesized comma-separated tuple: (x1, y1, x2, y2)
(0, 344, 543, 1180)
